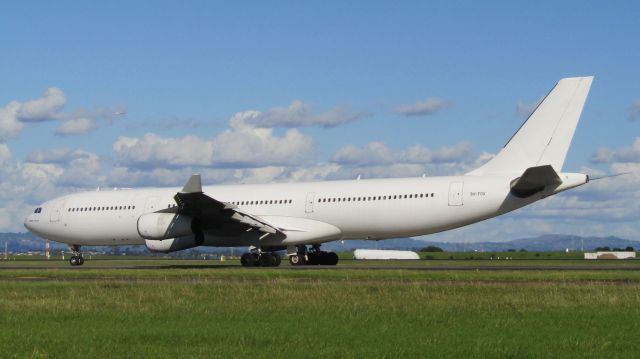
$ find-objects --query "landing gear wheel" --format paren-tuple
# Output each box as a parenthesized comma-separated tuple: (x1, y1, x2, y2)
(259, 253, 276, 267)
(69, 255, 84, 266)
(272, 253, 282, 267)
(307, 252, 321, 265)
(289, 254, 305, 266)
(241, 253, 260, 267)
(68, 245, 84, 266)
(325, 252, 339, 265)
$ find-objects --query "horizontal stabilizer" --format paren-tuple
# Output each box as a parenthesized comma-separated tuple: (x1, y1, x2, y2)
(510, 165, 562, 198)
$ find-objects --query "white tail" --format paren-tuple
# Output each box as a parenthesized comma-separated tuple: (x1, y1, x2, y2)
(468, 76, 593, 175)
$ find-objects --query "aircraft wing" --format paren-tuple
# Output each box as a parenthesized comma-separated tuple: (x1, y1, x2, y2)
(157, 175, 283, 241)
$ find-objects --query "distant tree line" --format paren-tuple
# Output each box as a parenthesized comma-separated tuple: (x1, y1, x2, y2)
(594, 246, 634, 252)
(420, 246, 444, 252)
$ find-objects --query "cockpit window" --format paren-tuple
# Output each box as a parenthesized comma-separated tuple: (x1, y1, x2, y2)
(34, 207, 42, 214)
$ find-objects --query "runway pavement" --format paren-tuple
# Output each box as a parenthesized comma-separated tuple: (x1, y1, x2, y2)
(2, 263, 640, 271)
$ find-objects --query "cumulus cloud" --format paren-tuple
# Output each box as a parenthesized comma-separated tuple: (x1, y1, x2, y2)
(113, 111, 315, 169)
(16, 88, 66, 122)
(0, 87, 125, 138)
(331, 141, 473, 166)
(27, 148, 97, 164)
(24, 148, 104, 188)
(0, 102, 23, 137)
(629, 99, 640, 121)
(395, 97, 451, 117)
(591, 137, 640, 164)
(56, 118, 98, 135)
(0, 143, 12, 165)
(243, 100, 367, 128)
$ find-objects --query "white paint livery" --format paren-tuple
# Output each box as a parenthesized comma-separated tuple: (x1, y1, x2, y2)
(24, 77, 594, 266)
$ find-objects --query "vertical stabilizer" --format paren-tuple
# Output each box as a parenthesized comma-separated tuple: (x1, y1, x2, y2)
(468, 76, 593, 175)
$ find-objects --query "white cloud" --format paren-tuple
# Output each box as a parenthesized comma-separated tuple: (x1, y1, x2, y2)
(591, 137, 640, 164)
(629, 99, 640, 121)
(0, 102, 23, 138)
(113, 134, 216, 168)
(331, 141, 473, 166)
(395, 97, 451, 117)
(0, 87, 125, 138)
(27, 148, 90, 164)
(331, 141, 395, 166)
(113, 111, 315, 169)
(55, 118, 98, 136)
(16, 87, 66, 122)
(243, 100, 367, 128)
(0, 143, 12, 165)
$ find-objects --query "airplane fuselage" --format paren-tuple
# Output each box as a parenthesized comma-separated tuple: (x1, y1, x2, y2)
(24, 173, 587, 248)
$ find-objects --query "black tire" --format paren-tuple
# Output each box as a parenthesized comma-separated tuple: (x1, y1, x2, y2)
(272, 253, 282, 267)
(307, 252, 320, 265)
(69, 256, 78, 266)
(259, 253, 276, 267)
(325, 252, 339, 265)
(241, 253, 255, 267)
(78, 256, 85, 265)
(251, 253, 261, 266)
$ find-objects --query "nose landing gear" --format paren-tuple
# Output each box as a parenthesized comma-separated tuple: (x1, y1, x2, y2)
(69, 245, 85, 266)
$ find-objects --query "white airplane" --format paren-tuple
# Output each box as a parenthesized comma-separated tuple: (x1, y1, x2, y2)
(24, 77, 594, 267)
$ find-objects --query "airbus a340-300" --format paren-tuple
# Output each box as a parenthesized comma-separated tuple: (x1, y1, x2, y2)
(25, 77, 594, 267)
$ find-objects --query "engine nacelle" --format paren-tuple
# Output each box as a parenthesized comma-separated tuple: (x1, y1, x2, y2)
(137, 213, 193, 240)
(144, 236, 201, 253)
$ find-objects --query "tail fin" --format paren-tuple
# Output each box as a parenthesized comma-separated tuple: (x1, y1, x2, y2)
(468, 76, 593, 175)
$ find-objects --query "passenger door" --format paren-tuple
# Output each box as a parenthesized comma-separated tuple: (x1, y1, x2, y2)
(448, 182, 464, 206)
(305, 192, 315, 213)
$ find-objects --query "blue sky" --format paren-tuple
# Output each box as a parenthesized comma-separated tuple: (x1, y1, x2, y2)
(1, 1, 639, 242)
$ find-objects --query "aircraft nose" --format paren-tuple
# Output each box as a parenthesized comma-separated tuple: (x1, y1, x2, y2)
(24, 214, 33, 231)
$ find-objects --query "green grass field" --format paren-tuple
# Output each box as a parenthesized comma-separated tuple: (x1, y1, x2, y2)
(1, 258, 640, 358)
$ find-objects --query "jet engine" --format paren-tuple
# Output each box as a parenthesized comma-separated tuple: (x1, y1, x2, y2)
(144, 236, 201, 253)
(137, 213, 193, 240)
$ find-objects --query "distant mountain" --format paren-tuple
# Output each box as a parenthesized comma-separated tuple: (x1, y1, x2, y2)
(2, 232, 639, 253)
(0, 232, 57, 252)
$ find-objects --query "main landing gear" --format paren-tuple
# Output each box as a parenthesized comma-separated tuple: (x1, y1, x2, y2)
(239, 245, 339, 267)
(240, 250, 282, 267)
(69, 245, 85, 266)
(288, 245, 339, 266)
